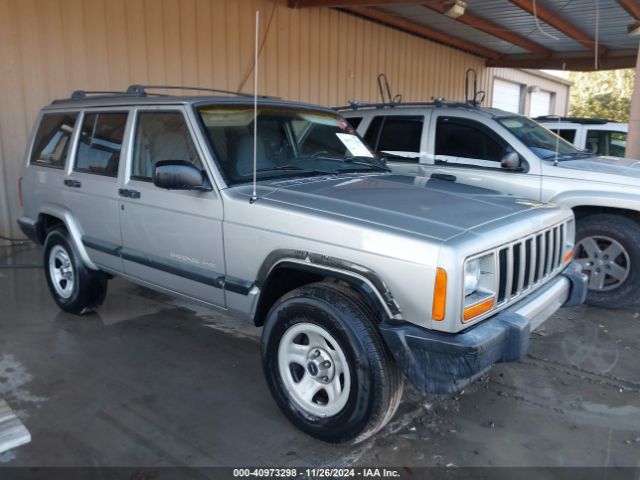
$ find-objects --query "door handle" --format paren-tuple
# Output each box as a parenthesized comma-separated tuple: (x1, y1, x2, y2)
(118, 188, 141, 199)
(64, 179, 82, 188)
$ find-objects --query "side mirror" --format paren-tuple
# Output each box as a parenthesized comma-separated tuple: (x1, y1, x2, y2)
(501, 151, 522, 171)
(153, 160, 212, 191)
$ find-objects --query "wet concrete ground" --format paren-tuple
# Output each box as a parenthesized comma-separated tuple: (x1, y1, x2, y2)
(0, 243, 639, 470)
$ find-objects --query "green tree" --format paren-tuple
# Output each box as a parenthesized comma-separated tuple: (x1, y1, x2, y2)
(568, 69, 634, 123)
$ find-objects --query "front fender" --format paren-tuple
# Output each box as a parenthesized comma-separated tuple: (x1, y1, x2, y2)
(254, 249, 403, 324)
(547, 190, 640, 211)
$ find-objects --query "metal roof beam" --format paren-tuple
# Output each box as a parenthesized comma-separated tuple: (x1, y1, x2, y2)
(287, 0, 424, 7)
(507, 0, 608, 54)
(344, 6, 502, 59)
(487, 54, 635, 71)
(422, 1, 552, 57)
(617, 0, 640, 21)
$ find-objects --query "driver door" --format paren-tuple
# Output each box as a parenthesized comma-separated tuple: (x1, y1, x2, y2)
(119, 107, 225, 307)
(419, 114, 541, 200)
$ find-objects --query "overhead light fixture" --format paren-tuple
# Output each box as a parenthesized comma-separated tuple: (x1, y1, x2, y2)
(443, 0, 467, 18)
(628, 22, 640, 37)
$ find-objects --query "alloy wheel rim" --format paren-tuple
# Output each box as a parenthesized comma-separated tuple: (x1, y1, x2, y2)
(49, 245, 75, 299)
(277, 322, 351, 418)
(575, 235, 630, 291)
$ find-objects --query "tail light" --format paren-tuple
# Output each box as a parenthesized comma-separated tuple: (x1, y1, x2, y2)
(18, 177, 23, 208)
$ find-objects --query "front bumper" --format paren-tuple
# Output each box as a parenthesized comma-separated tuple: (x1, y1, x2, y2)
(379, 262, 587, 394)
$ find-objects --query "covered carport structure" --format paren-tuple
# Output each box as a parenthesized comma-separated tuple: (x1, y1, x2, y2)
(0, 0, 639, 242)
(290, 0, 640, 154)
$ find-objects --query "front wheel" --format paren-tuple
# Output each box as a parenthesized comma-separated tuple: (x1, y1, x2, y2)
(575, 214, 640, 308)
(261, 283, 403, 443)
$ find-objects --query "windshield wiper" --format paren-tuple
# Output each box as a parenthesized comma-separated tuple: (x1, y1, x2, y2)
(254, 165, 334, 175)
(312, 155, 391, 172)
(542, 151, 591, 160)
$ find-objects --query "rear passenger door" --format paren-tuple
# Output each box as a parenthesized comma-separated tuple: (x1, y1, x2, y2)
(118, 107, 225, 307)
(65, 109, 130, 273)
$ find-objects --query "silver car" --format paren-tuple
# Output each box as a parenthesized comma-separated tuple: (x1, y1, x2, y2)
(18, 86, 586, 443)
(342, 102, 639, 309)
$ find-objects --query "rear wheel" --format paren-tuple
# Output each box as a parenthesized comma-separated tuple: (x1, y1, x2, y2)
(44, 228, 108, 314)
(261, 283, 403, 443)
(575, 214, 640, 308)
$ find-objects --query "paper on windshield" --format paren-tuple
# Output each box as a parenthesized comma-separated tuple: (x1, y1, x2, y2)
(336, 133, 374, 158)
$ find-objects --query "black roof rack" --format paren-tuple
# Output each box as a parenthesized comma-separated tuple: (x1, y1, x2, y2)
(125, 84, 265, 98)
(56, 84, 277, 103)
(534, 115, 612, 125)
(334, 98, 477, 111)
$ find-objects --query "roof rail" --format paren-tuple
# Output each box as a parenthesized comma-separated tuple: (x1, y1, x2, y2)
(69, 90, 133, 99)
(534, 115, 611, 125)
(55, 85, 276, 103)
(125, 84, 274, 98)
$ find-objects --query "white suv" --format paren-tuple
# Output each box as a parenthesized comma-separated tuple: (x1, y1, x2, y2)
(341, 101, 640, 308)
(536, 116, 627, 157)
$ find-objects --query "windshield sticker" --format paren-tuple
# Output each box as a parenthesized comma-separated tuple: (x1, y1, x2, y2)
(336, 133, 374, 158)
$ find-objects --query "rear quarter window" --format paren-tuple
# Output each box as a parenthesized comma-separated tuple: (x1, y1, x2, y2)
(30, 112, 78, 168)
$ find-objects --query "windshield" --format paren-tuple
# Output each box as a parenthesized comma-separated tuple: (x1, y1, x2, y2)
(197, 105, 386, 184)
(497, 116, 584, 160)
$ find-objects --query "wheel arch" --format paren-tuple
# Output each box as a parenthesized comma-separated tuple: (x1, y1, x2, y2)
(37, 204, 98, 270)
(252, 250, 402, 327)
(571, 205, 640, 224)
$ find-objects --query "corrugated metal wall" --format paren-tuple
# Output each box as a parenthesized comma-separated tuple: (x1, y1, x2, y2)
(0, 0, 568, 239)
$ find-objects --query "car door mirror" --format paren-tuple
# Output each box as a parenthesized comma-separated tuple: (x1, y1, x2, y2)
(501, 151, 522, 171)
(153, 160, 212, 191)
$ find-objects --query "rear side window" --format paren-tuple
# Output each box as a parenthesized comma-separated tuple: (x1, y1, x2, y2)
(30, 112, 78, 168)
(548, 128, 577, 143)
(346, 117, 362, 129)
(363, 115, 423, 162)
(132, 111, 202, 181)
(75, 112, 128, 177)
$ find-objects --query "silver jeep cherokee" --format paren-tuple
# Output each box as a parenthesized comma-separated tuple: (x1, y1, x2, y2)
(18, 86, 586, 443)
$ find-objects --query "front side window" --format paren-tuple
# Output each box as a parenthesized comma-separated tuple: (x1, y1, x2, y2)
(132, 111, 202, 181)
(435, 117, 506, 167)
(197, 105, 385, 185)
(363, 115, 423, 162)
(586, 130, 627, 157)
(498, 116, 583, 160)
(30, 112, 78, 168)
(75, 112, 128, 177)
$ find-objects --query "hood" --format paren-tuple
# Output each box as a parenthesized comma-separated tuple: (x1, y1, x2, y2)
(260, 174, 554, 242)
(554, 156, 640, 185)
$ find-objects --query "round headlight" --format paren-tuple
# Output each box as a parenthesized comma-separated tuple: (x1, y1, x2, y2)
(464, 260, 481, 296)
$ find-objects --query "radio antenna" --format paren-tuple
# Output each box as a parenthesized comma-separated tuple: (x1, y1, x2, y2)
(250, 10, 260, 204)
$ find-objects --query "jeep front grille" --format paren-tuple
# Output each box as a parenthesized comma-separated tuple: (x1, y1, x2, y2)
(496, 222, 568, 305)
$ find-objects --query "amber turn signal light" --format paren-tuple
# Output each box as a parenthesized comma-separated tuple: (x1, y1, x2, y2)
(563, 248, 574, 263)
(432, 268, 447, 321)
(463, 297, 495, 322)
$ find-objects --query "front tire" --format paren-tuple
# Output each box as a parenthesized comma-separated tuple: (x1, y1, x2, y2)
(261, 283, 403, 443)
(43, 228, 108, 314)
(575, 214, 640, 308)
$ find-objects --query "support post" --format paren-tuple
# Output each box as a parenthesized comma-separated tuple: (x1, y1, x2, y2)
(626, 46, 640, 159)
